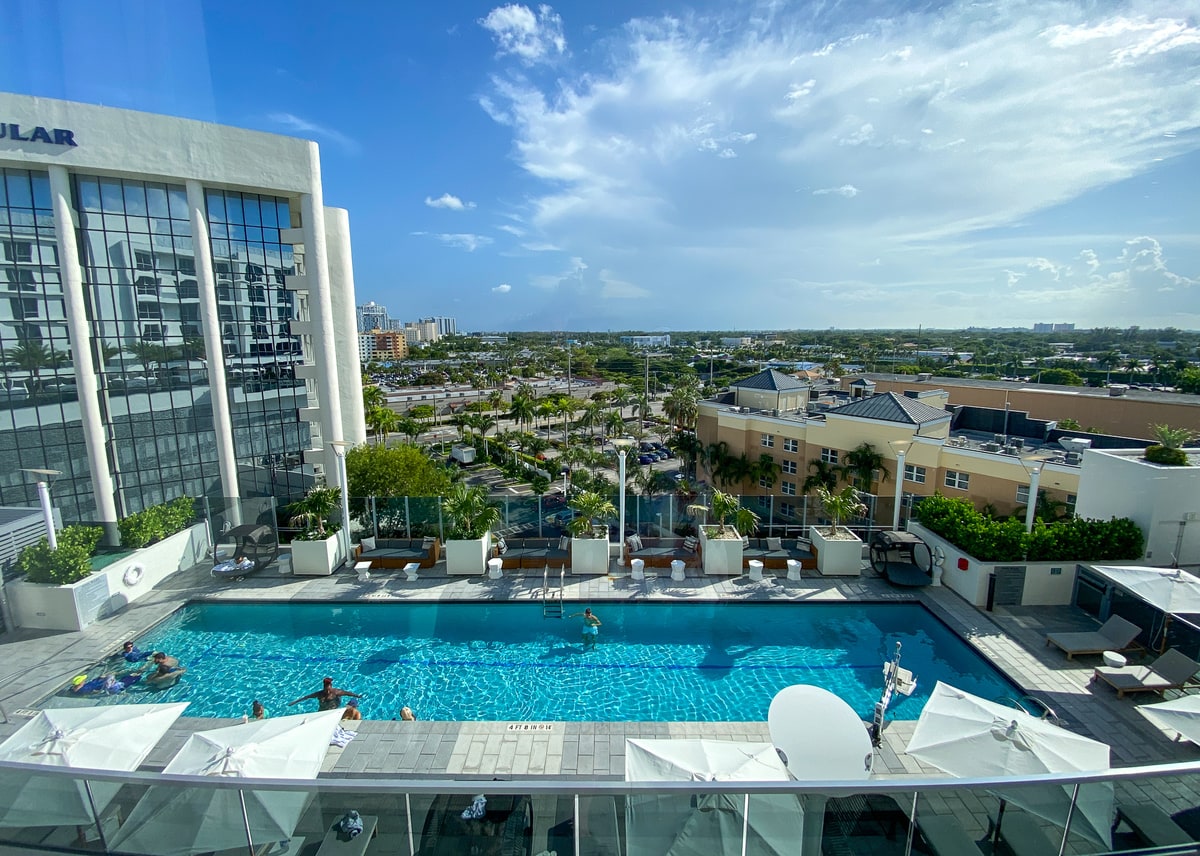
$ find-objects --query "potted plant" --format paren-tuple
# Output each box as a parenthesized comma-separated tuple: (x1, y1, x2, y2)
(441, 482, 500, 574)
(1143, 424, 1196, 467)
(568, 490, 616, 574)
(810, 486, 867, 576)
(288, 486, 345, 576)
(689, 490, 759, 575)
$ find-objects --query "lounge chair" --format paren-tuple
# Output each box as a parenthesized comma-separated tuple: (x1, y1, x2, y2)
(1114, 804, 1195, 848)
(1046, 615, 1142, 660)
(992, 810, 1058, 856)
(916, 814, 986, 856)
(1091, 648, 1200, 698)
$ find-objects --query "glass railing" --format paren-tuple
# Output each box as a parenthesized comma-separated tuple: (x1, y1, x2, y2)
(1, 759, 1197, 855)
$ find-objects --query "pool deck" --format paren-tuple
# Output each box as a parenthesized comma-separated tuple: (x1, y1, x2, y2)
(1, 554, 1197, 784)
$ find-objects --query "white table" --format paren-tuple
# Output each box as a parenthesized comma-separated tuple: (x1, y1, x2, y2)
(786, 559, 802, 581)
(402, 562, 420, 582)
(670, 560, 685, 582)
(748, 560, 764, 582)
(1103, 650, 1128, 669)
(487, 558, 504, 580)
(630, 558, 645, 580)
(354, 561, 372, 583)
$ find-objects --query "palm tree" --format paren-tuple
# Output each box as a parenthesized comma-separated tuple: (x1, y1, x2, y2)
(703, 441, 730, 485)
(441, 483, 501, 539)
(287, 486, 342, 538)
(841, 442, 887, 492)
(508, 393, 535, 434)
(612, 386, 633, 419)
(802, 459, 839, 495)
(753, 453, 781, 492)
(396, 416, 423, 443)
(2, 339, 66, 392)
(662, 381, 699, 430)
(688, 489, 759, 538)
(567, 490, 617, 538)
(668, 430, 703, 479)
(488, 389, 505, 415)
(604, 410, 626, 439)
(1150, 424, 1197, 450)
(362, 383, 386, 411)
(579, 399, 606, 440)
(814, 485, 867, 536)
(365, 405, 398, 446)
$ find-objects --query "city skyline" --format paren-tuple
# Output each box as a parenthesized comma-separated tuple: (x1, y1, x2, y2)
(3, 0, 1197, 331)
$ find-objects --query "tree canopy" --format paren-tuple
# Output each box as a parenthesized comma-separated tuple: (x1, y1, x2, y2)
(345, 443, 452, 498)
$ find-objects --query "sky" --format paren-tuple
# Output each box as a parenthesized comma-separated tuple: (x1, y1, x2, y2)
(2, 0, 1198, 332)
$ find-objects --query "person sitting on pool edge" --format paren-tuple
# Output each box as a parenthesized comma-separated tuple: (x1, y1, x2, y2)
(568, 608, 602, 647)
(287, 677, 361, 712)
(341, 698, 363, 721)
(143, 652, 186, 687)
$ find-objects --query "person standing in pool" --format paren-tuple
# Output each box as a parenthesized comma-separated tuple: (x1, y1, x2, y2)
(568, 608, 602, 647)
(287, 677, 361, 712)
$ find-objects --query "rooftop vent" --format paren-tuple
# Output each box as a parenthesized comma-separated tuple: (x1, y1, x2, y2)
(1108, 384, 1128, 396)
(1065, 452, 1082, 465)
(1059, 437, 1093, 455)
(982, 442, 1002, 453)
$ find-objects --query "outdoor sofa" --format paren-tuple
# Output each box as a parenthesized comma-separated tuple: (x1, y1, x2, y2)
(1045, 615, 1143, 660)
(1091, 648, 1200, 698)
(494, 537, 570, 570)
(355, 537, 440, 570)
(743, 537, 816, 570)
(624, 535, 701, 568)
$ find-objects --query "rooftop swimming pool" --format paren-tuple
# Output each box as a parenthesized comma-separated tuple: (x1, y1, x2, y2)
(61, 601, 1016, 721)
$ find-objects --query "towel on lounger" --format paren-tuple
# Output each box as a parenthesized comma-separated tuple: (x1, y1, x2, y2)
(329, 725, 357, 748)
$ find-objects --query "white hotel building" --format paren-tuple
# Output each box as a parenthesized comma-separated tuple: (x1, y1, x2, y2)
(0, 92, 365, 540)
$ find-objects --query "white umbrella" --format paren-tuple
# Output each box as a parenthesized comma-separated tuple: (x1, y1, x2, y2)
(907, 681, 1113, 848)
(625, 739, 803, 856)
(108, 709, 344, 856)
(1089, 566, 1200, 614)
(0, 703, 187, 839)
(1140, 694, 1200, 745)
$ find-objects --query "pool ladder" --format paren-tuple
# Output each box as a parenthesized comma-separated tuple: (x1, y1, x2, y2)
(542, 564, 565, 618)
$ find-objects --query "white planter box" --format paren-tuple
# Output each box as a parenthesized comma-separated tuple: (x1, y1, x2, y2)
(9, 523, 208, 631)
(571, 537, 610, 575)
(445, 533, 490, 575)
(291, 533, 345, 576)
(700, 528, 743, 575)
(811, 526, 863, 576)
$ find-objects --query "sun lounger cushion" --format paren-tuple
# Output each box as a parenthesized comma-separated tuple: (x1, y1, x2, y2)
(1046, 615, 1142, 659)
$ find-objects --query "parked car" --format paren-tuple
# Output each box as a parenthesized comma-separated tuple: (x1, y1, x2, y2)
(660, 448, 675, 459)
(545, 509, 578, 527)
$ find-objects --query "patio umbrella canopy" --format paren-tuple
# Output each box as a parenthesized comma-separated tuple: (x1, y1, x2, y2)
(107, 709, 344, 856)
(1089, 566, 1200, 614)
(907, 681, 1113, 848)
(0, 703, 188, 830)
(1139, 695, 1200, 745)
(624, 739, 803, 856)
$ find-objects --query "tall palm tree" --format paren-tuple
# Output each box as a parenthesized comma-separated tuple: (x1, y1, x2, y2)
(579, 399, 606, 440)
(703, 441, 730, 485)
(508, 393, 535, 434)
(753, 453, 781, 492)
(604, 410, 626, 439)
(668, 430, 702, 479)
(802, 459, 839, 495)
(2, 339, 66, 392)
(841, 442, 887, 492)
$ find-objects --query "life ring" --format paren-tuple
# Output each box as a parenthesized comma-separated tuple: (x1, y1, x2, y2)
(122, 563, 145, 587)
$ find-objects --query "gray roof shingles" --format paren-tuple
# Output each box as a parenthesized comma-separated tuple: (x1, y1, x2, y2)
(827, 392, 950, 425)
(730, 369, 807, 392)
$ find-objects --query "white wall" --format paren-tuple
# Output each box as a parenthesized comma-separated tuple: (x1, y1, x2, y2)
(325, 206, 366, 445)
(1076, 449, 1200, 566)
(0, 93, 313, 192)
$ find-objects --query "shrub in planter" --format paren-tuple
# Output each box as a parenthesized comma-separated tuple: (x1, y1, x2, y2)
(16, 524, 103, 585)
(1144, 445, 1189, 466)
(914, 493, 1027, 562)
(118, 496, 197, 549)
(1143, 424, 1195, 467)
(287, 486, 343, 541)
(1026, 517, 1145, 562)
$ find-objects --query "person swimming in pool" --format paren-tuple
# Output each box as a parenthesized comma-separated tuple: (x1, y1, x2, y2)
(143, 652, 186, 687)
(119, 640, 152, 663)
(568, 608, 601, 647)
(287, 677, 361, 712)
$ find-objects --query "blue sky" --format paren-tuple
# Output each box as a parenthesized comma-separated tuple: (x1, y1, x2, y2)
(2, 0, 1198, 331)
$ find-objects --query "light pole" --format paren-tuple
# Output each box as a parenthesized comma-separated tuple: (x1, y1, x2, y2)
(329, 442, 353, 566)
(887, 441, 912, 532)
(1020, 458, 1042, 533)
(19, 468, 61, 550)
(612, 437, 635, 566)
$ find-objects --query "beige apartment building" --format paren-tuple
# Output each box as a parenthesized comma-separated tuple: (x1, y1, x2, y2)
(697, 370, 1085, 524)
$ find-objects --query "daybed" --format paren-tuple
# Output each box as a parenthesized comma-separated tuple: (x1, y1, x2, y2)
(211, 523, 279, 579)
(355, 537, 440, 570)
(494, 537, 570, 570)
(1045, 615, 1142, 660)
(743, 537, 816, 570)
(1091, 648, 1200, 698)
(624, 535, 701, 569)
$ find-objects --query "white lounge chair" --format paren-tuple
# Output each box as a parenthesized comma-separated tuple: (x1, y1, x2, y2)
(1091, 648, 1200, 699)
(1046, 615, 1142, 660)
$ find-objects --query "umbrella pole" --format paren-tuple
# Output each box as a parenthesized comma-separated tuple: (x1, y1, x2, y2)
(1057, 783, 1079, 856)
(741, 793, 750, 856)
(992, 798, 1007, 846)
(81, 780, 109, 852)
(238, 789, 255, 856)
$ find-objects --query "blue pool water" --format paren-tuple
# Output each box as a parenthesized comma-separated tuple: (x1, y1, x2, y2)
(73, 601, 1016, 722)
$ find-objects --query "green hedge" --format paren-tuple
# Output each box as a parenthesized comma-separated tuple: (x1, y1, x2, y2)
(1144, 445, 1189, 466)
(915, 493, 1143, 563)
(118, 496, 197, 549)
(16, 525, 103, 585)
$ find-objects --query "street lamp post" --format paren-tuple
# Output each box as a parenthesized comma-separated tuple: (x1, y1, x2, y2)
(329, 442, 353, 567)
(887, 441, 912, 532)
(19, 468, 62, 550)
(612, 437, 635, 566)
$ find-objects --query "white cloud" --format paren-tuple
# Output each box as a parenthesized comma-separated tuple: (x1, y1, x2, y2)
(425, 193, 476, 210)
(492, 283, 512, 293)
(598, 269, 650, 299)
(267, 112, 360, 154)
(522, 241, 561, 251)
(479, 4, 566, 65)
(411, 232, 494, 252)
(813, 184, 859, 198)
(497, 224, 526, 237)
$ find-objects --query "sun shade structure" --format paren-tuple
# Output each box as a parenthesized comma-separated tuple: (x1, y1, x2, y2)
(108, 709, 343, 856)
(1088, 565, 1200, 615)
(907, 681, 1113, 848)
(1139, 694, 1200, 745)
(624, 739, 803, 856)
(0, 703, 188, 838)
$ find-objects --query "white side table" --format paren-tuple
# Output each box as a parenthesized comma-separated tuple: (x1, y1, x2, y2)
(631, 558, 645, 580)
(354, 561, 372, 583)
(402, 562, 420, 582)
(487, 558, 504, 580)
(670, 560, 686, 582)
(786, 559, 802, 581)
(1102, 651, 1128, 669)
(748, 560, 764, 582)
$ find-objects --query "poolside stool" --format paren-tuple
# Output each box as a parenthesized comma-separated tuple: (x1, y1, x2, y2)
(354, 561, 372, 583)
(671, 559, 686, 582)
(631, 558, 645, 580)
(487, 557, 504, 580)
(748, 560, 764, 582)
(402, 562, 420, 582)
(786, 559, 802, 581)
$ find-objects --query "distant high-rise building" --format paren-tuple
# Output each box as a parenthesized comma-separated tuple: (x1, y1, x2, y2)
(429, 316, 456, 337)
(357, 301, 389, 333)
(1033, 322, 1075, 333)
(620, 334, 671, 347)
